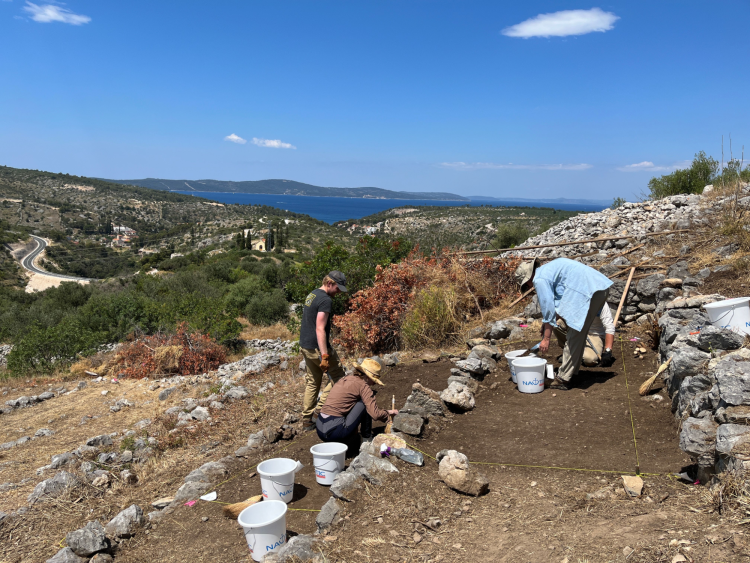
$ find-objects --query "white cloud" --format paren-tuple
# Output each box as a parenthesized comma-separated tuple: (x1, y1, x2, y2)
(252, 137, 296, 150)
(23, 2, 91, 25)
(224, 133, 247, 145)
(440, 162, 592, 171)
(502, 8, 618, 39)
(616, 160, 691, 172)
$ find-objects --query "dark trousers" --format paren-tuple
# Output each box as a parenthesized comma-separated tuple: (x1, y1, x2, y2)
(316, 401, 372, 455)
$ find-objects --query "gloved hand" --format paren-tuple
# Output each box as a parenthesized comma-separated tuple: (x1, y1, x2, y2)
(319, 353, 330, 372)
(600, 349, 615, 367)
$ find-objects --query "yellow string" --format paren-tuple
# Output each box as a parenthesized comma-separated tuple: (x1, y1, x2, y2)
(619, 336, 642, 474)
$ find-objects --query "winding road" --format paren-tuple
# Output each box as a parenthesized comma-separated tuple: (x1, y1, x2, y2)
(20, 235, 92, 282)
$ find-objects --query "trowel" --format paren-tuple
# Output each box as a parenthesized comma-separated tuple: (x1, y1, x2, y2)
(516, 342, 540, 358)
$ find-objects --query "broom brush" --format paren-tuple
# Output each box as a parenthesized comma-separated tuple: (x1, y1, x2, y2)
(639, 357, 672, 396)
(222, 494, 263, 519)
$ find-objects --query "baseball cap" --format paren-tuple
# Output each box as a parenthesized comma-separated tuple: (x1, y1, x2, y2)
(328, 270, 348, 293)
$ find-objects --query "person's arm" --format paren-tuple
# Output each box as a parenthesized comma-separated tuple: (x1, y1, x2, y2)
(534, 280, 557, 353)
(316, 311, 329, 356)
(360, 383, 391, 423)
(604, 333, 614, 350)
(540, 323, 554, 353)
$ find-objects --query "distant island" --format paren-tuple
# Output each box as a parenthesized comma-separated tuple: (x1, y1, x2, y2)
(468, 195, 612, 206)
(104, 178, 470, 201)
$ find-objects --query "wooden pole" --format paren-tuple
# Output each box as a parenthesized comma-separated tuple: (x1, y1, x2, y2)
(455, 229, 689, 256)
(509, 287, 535, 308)
(613, 267, 636, 327)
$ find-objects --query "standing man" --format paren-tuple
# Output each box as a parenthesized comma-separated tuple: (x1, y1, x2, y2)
(515, 257, 613, 390)
(300, 271, 348, 432)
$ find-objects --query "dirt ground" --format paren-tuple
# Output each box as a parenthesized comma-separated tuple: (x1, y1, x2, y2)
(2, 328, 747, 563)
(108, 334, 745, 563)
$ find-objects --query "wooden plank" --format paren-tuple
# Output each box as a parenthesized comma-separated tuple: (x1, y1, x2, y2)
(613, 267, 636, 327)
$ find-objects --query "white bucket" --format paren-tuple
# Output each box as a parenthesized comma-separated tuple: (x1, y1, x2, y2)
(505, 349, 537, 383)
(238, 499, 287, 562)
(704, 297, 750, 336)
(257, 458, 302, 503)
(512, 357, 547, 394)
(310, 442, 347, 485)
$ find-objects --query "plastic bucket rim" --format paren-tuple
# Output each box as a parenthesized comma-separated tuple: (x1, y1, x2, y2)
(237, 499, 288, 528)
(704, 297, 750, 310)
(257, 458, 298, 478)
(512, 357, 547, 368)
(505, 349, 532, 359)
(310, 442, 348, 456)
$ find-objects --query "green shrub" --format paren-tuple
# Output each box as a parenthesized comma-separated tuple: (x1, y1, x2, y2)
(400, 285, 459, 349)
(493, 223, 529, 249)
(647, 151, 718, 199)
(224, 275, 270, 314)
(245, 289, 290, 326)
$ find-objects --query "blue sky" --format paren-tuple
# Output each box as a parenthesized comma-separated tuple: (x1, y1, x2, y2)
(1, 1, 749, 201)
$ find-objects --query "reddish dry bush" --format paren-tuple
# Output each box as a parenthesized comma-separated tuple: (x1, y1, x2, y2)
(334, 252, 521, 353)
(109, 323, 227, 379)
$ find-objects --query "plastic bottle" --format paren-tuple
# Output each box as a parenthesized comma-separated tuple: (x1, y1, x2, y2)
(380, 444, 424, 466)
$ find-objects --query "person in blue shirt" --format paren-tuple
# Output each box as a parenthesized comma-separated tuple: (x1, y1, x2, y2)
(515, 258, 613, 390)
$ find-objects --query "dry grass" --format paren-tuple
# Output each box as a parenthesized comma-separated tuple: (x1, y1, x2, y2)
(238, 319, 294, 341)
(701, 470, 750, 522)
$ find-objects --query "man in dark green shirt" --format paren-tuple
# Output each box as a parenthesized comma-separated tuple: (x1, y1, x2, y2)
(300, 271, 348, 431)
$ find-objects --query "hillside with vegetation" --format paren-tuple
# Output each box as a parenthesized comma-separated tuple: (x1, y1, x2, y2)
(105, 177, 469, 201)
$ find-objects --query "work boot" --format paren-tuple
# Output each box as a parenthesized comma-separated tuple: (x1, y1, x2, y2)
(302, 417, 316, 432)
(359, 413, 373, 440)
(548, 377, 571, 391)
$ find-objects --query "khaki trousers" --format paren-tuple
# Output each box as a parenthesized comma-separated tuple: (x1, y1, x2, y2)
(554, 320, 604, 367)
(555, 290, 609, 383)
(301, 347, 346, 420)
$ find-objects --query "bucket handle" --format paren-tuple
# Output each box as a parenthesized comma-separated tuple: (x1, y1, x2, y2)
(313, 459, 341, 471)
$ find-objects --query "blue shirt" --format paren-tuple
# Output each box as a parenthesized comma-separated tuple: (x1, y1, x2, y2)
(533, 258, 613, 332)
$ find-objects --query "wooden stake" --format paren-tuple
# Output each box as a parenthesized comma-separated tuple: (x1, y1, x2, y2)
(613, 267, 636, 327)
(509, 287, 535, 308)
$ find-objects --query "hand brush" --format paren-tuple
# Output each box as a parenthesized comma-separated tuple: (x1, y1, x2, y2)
(639, 357, 672, 396)
(384, 394, 395, 433)
(222, 494, 263, 518)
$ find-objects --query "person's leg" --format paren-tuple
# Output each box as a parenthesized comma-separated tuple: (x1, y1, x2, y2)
(302, 348, 324, 423)
(582, 335, 604, 366)
(553, 319, 568, 348)
(556, 290, 609, 384)
(325, 409, 364, 457)
(315, 347, 346, 412)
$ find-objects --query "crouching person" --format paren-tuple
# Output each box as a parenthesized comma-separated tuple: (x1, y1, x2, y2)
(316, 359, 398, 456)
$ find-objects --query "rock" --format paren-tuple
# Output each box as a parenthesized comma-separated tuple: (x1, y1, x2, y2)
(190, 406, 211, 421)
(28, 471, 80, 504)
(348, 452, 398, 485)
(263, 426, 283, 443)
(35, 428, 54, 437)
(421, 352, 440, 363)
(90, 555, 114, 563)
(330, 471, 362, 502)
(667, 260, 691, 280)
(402, 383, 447, 418)
(368, 433, 407, 456)
(621, 475, 643, 497)
(698, 326, 745, 352)
(280, 424, 297, 440)
(391, 414, 424, 436)
(120, 470, 138, 485)
(265, 534, 322, 563)
(173, 481, 211, 503)
(679, 417, 718, 466)
(86, 435, 113, 447)
(382, 353, 400, 366)
(225, 386, 249, 400)
(715, 424, 750, 456)
(316, 497, 341, 532)
(92, 473, 111, 488)
(186, 461, 228, 483)
(523, 295, 542, 319)
(98, 452, 118, 464)
(437, 450, 489, 496)
(668, 346, 710, 383)
(120, 450, 133, 463)
(158, 387, 176, 401)
(246, 431, 266, 449)
(715, 405, 750, 425)
(636, 274, 666, 298)
(151, 497, 174, 510)
(50, 452, 76, 469)
(662, 278, 683, 288)
(105, 504, 144, 538)
(447, 375, 478, 393)
(715, 359, 750, 405)
(209, 401, 224, 410)
(66, 520, 109, 557)
(481, 357, 497, 372)
(675, 375, 713, 418)
(453, 358, 485, 379)
(45, 548, 87, 563)
(487, 321, 511, 340)
(586, 486, 613, 500)
(440, 382, 475, 411)
(470, 344, 499, 361)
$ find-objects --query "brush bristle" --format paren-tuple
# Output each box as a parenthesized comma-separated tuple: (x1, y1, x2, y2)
(222, 495, 263, 518)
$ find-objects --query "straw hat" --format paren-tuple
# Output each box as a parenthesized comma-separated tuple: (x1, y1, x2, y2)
(353, 358, 385, 386)
(514, 258, 540, 289)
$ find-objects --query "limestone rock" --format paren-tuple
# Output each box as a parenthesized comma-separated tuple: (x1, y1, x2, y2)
(679, 416, 718, 465)
(90, 555, 114, 563)
(715, 359, 750, 406)
(453, 358, 485, 379)
(45, 548, 87, 563)
(637, 274, 665, 298)
(173, 481, 211, 503)
(698, 326, 745, 352)
(440, 382, 475, 411)
(470, 344, 499, 361)
(621, 475, 643, 497)
(391, 413, 424, 436)
(465, 338, 488, 348)
(263, 426, 283, 443)
(66, 520, 109, 557)
(368, 433, 407, 456)
(28, 471, 80, 504)
(120, 470, 138, 485)
(150, 497, 174, 510)
(50, 452, 76, 469)
(86, 435, 113, 447)
(225, 386, 249, 400)
(437, 450, 489, 496)
(402, 383, 447, 418)
(316, 497, 341, 533)
(714, 405, 750, 424)
(348, 452, 398, 485)
(246, 430, 267, 449)
(447, 375, 478, 393)
(105, 504, 144, 539)
(330, 471, 362, 502)
(487, 321, 511, 340)
(716, 424, 750, 456)
(264, 534, 322, 563)
(190, 406, 210, 421)
(158, 387, 176, 401)
(421, 352, 440, 363)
